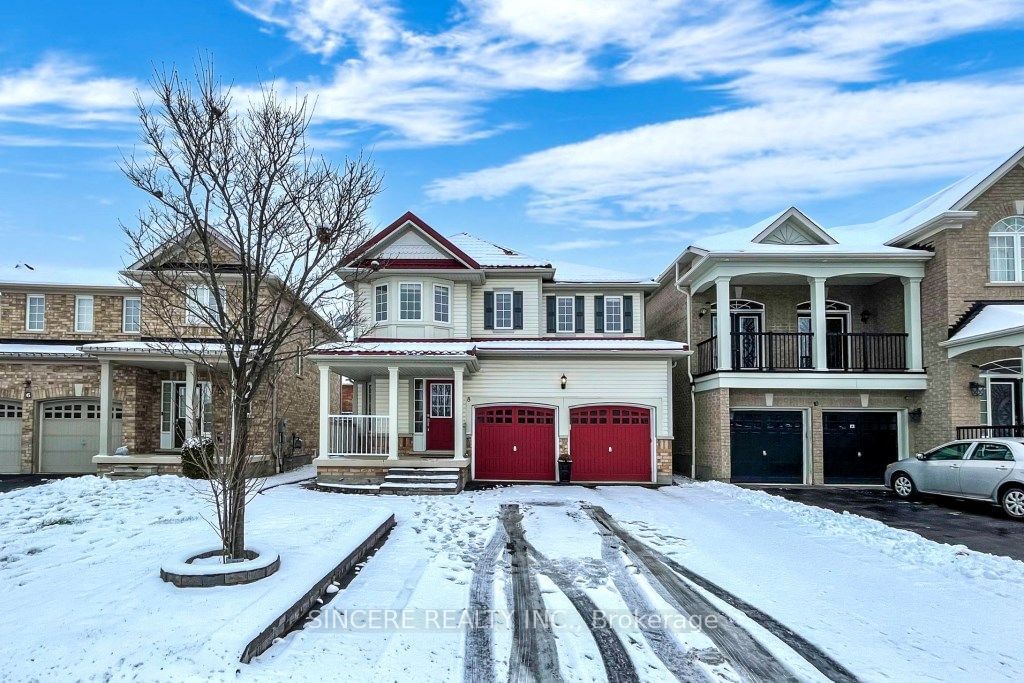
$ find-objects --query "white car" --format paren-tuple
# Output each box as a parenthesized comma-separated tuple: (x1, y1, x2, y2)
(884, 438, 1024, 519)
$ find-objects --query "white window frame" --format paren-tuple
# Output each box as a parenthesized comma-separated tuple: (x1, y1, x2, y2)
(433, 284, 451, 324)
(494, 290, 513, 330)
(74, 295, 94, 332)
(122, 296, 141, 334)
(295, 353, 303, 377)
(603, 295, 623, 333)
(374, 284, 388, 322)
(25, 294, 45, 331)
(556, 296, 575, 333)
(399, 282, 422, 321)
(185, 285, 223, 326)
(989, 216, 1024, 283)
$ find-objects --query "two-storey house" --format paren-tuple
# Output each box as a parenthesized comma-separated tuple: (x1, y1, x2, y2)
(310, 212, 689, 490)
(651, 144, 1024, 488)
(0, 232, 345, 477)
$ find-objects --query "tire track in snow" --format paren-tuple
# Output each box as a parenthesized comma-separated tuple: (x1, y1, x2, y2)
(597, 525, 714, 682)
(501, 504, 639, 683)
(463, 520, 508, 683)
(585, 505, 860, 683)
(499, 504, 563, 683)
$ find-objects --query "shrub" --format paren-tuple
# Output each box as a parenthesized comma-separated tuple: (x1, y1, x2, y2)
(181, 436, 215, 479)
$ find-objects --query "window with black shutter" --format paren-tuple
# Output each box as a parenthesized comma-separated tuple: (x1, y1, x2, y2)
(623, 295, 633, 333)
(594, 295, 604, 333)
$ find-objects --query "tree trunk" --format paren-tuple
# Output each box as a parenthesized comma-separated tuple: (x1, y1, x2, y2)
(225, 398, 251, 560)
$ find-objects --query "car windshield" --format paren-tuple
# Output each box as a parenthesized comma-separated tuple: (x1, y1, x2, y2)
(925, 442, 973, 460)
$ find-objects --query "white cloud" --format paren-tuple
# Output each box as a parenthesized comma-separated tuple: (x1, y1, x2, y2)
(234, 0, 1024, 146)
(0, 55, 137, 126)
(427, 74, 1024, 226)
(543, 238, 619, 251)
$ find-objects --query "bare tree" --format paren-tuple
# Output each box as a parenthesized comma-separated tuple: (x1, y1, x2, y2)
(121, 62, 381, 560)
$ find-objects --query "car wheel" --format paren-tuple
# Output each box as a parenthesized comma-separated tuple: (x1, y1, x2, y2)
(1001, 486, 1024, 520)
(892, 472, 915, 499)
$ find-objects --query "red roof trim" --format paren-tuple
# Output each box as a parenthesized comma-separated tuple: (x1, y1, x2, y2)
(343, 211, 481, 269)
(355, 258, 467, 270)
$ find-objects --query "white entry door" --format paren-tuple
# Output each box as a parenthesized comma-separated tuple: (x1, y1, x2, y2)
(160, 381, 212, 449)
(0, 400, 22, 474)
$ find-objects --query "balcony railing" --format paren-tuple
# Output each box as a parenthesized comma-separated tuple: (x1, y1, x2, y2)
(327, 414, 390, 457)
(694, 332, 909, 375)
(956, 425, 1024, 439)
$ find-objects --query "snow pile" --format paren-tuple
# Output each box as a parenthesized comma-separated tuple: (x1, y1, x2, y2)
(690, 480, 1024, 584)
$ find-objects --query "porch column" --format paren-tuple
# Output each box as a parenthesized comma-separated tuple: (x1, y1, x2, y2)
(184, 361, 196, 440)
(809, 276, 828, 371)
(453, 365, 465, 459)
(714, 276, 732, 371)
(97, 359, 113, 456)
(387, 366, 400, 460)
(319, 364, 331, 457)
(902, 276, 923, 372)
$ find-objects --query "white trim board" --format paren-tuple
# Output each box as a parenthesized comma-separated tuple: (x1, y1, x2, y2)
(694, 372, 928, 392)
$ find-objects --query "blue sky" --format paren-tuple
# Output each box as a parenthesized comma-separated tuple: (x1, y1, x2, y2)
(2, 0, 1024, 281)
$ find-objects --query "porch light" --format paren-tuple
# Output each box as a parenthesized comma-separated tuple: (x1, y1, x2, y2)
(23, 379, 31, 399)
(909, 408, 923, 423)
(860, 309, 872, 324)
(560, 374, 568, 390)
(969, 381, 986, 397)
(698, 305, 709, 318)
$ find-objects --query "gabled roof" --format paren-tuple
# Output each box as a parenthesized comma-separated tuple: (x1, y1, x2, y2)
(343, 212, 481, 269)
(126, 226, 241, 272)
(751, 207, 837, 245)
(835, 145, 1024, 248)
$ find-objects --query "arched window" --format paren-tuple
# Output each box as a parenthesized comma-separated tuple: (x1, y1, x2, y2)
(989, 216, 1024, 282)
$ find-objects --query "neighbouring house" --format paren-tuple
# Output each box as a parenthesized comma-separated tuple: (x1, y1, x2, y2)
(650, 144, 1024, 486)
(310, 212, 689, 491)
(0, 234, 347, 478)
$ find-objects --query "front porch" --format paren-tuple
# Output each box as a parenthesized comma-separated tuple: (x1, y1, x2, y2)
(313, 347, 478, 492)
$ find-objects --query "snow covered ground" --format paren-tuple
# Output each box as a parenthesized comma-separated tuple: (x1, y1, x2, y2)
(3, 475, 1023, 681)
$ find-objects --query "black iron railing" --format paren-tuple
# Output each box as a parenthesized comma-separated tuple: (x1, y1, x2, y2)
(693, 331, 910, 375)
(956, 425, 1024, 439)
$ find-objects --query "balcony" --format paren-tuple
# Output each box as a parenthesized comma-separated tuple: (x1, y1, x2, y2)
(956, 425, 1024, 439)
(695, 332, 909, 375)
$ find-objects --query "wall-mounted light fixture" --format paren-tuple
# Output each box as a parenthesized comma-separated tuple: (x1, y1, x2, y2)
(909, 408, 923, 423)
(860, 309, 872, 324)
(560, 374, 568, 390)
(698, 305, 709, 318)
(969, 381, 986, 397)
(23, 379, 31, 400)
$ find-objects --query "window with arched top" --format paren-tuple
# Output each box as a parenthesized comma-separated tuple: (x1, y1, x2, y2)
(989, 216, 1024, 282)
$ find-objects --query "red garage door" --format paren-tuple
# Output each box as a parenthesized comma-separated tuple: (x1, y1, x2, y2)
(474, 406, 556, 481)
(570, 406, 652, 482)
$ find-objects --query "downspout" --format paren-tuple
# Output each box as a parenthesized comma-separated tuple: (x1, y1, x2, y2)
(271, 374, 280, 474)
(673, 261, 697, 480)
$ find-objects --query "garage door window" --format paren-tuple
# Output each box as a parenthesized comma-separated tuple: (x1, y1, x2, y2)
(518, 408, 553, 424)
(0, 401, 22, 418)
(43, 402, 122, 419)
(478, 407, 513, 424)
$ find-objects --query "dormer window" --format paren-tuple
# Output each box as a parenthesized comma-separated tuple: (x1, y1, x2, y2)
(989, 216, 1024, 282)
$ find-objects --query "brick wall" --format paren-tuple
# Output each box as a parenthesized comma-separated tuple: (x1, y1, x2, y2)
(693, 388, 729, 480)
(0, 289, 141, 341)
(645, 283, 692, 472)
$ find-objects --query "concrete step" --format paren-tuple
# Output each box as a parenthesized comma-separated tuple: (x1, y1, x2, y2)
(386, 467, 460, 475)
(106, 465, 160, 480)
(385, 474, 460, 482)
(318, 481, 382, 493)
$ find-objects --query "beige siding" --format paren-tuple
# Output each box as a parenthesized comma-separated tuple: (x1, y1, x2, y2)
(373, 377, 411, 432)
(471, 276, 543, 337)
(358, 276, 464, 339)
(464, 358, 672, 437)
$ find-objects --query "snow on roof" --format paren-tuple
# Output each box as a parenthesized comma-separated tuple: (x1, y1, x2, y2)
(944, 305, 1024, 346)
(0, 343, 86, 358)
(313, 339, 688, 356)
(547, 260, 654, 284)
(0, 264, 133, 289)
(446, 233, 551, 268)
(81, 341, 231, 355)
(312, 341, 477, 356)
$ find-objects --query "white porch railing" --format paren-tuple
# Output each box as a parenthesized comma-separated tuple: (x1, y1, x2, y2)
(327, 414, 390, 457)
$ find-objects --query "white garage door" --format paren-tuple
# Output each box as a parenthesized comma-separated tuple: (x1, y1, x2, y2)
(0, 400, 22, 474)
(39, 400, 122, 474)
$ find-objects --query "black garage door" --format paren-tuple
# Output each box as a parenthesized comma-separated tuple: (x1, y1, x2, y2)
(730, 410, 803, 483)
(823, 412, 898, 484)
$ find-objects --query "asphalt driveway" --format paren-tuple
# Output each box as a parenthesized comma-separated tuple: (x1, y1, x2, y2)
(764, 487, 1024, 561)
(0, 475, 74, 494)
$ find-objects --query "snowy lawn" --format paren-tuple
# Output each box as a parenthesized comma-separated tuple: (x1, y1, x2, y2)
(0, 467, 392, 681)
(3, 475, 1023, 681)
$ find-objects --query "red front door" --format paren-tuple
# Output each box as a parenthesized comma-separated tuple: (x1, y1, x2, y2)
(570, 405, 652, 482)
(426, 381, 454, 450)
(474, 406, 556, 481)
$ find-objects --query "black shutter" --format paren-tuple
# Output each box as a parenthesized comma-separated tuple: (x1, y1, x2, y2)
(623, 295, 633, 333)
(513, 291, 523, 330)
(594, 295, 604, 333)
(575, 295, 585, 333)
(546, 296, 556, 333)
(484, 291, 494, 330)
